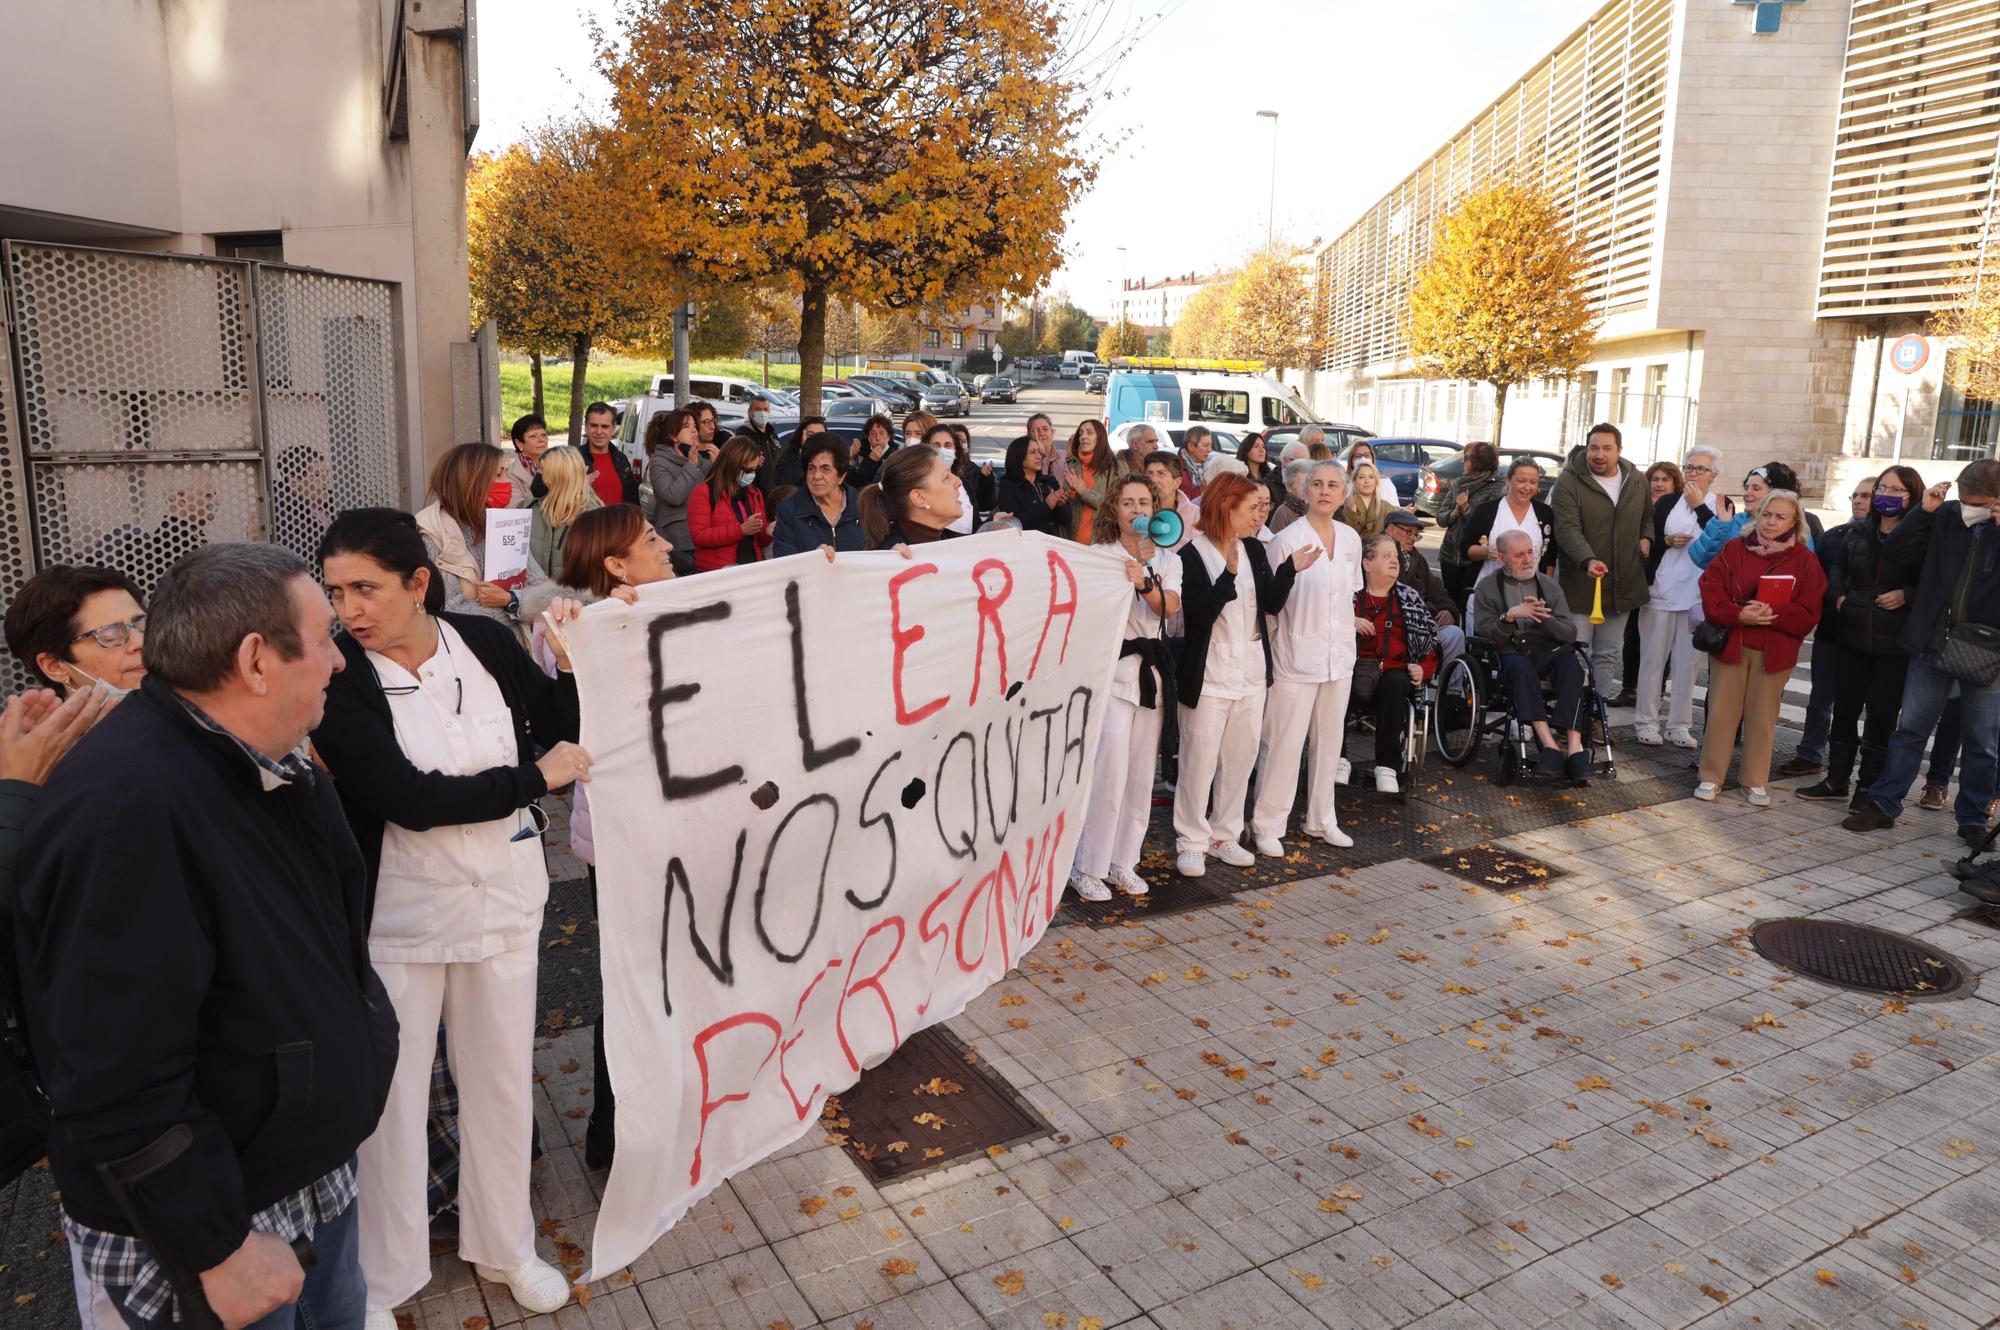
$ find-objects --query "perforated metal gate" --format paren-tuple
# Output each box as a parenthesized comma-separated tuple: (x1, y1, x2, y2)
(0, 241, 407, 692)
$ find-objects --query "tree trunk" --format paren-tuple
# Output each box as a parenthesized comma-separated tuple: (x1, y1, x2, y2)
(529, 351, 545, 422)
(761, 348, 770, 387)
(798, 282, 828, 416)
(567, 332, 592, 445)
(1491, 381, 1509, 448)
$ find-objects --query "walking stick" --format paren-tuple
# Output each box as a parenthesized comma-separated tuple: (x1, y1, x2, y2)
(97, 1125, 317, 1330)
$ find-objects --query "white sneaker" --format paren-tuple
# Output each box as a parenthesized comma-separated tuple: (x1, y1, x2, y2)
(1634, 725, 1663, 746)
(1211, 840, 1255, 867)
(476, 1260, 573, 1314)
(1666, 727, 1700, 749)
(1175, 850, 1206, 878)
(1336, 757, 1352, 786)
(1319, 824, 1354, 849)
(1108, 866, 1150, 897)
(366, 1312, 399, 1330)
(1253, 835, 1285, 857)
(1374, 766, 1400, 795)
(1745, 787, 1770, 807)
(1693, 781, 1719, 802)
(1071, 874, 1112, 902)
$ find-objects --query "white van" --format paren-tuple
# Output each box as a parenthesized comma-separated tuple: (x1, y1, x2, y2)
(1103, 359, 1319, 435)
(647, 373, 781, 407)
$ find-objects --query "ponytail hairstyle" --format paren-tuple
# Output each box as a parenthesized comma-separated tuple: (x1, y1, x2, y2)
(317, 507, 446, 614)
(858, 445, 940, 546)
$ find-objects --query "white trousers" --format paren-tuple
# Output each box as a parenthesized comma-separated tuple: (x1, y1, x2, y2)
(1173, 690, 1264, 852)
(1635, 605, 1696, 731)
(359, 946, 541, 1310)
(1252, 678, 1352, 840)
(1072, 696, 1164, 881)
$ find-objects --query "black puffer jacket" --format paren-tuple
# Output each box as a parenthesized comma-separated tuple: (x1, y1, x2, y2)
(1830, 517, 1923, 656)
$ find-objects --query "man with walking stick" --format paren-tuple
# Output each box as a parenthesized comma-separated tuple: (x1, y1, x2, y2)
(13, 544, 398, 1329)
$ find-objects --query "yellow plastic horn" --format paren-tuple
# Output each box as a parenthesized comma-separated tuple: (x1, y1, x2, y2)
(1590, 573, 1606, 625)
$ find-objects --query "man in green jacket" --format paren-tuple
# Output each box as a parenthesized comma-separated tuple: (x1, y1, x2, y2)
(1551, 424, 1649, 696)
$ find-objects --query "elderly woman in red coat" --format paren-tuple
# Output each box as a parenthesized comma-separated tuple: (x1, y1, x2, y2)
(1693, 490, 1826, 808)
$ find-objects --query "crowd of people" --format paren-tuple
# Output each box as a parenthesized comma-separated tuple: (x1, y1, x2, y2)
(1, 393, 1997, 1330)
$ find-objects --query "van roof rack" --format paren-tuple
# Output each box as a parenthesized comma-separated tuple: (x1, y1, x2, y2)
(1109, 356, 1269, 375)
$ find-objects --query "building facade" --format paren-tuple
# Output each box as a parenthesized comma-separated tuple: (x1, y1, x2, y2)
(1114, 273, 1217, 338)
(0, 0, 481, 689)
(1303, 0, 1999, 498)
(917, 298, 1005, 372)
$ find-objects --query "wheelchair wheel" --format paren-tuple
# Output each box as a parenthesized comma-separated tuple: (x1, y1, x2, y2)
(1406, 693, 1431, 774)
(1434, 655, 1482, 766)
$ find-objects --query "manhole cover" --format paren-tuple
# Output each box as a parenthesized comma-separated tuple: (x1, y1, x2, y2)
(827, 1026, 1050, 1183)
(1057, 873, 1227, 927)
(1750, 919, 1971, 999)
(1419, 843, 1568, 892)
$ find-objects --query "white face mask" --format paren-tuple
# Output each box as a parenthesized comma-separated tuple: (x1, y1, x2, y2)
(905, 435, 923, 448)
(65, 666, 131, 701)
(1962, 502, 1994, 526)
(738, 471, 759, 488)
(749, 411, 768, 427)
(938, 446, 956, 463)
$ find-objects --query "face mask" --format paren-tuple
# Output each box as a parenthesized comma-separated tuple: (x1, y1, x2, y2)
(65, 666, 131, 701)
(1872, 493, 1906, 516)
(938, 447, 956, 464)
(906, 435, 923, 447)
(1962, 502, 1994, 527)
(738, 471, 759, 488)
(487, 481, 513, 508)
(750, 411, 768, 426)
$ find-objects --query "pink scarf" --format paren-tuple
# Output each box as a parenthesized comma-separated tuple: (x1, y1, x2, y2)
(1745, 528, 1798, 559)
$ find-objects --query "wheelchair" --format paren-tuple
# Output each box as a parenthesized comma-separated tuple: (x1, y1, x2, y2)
(1431, 639, 1616, 786)
(1345, 674, 1435, 799)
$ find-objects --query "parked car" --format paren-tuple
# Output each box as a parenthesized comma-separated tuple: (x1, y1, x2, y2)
(981, 376, 1017, 403)
(850, 373, 924, 409)
(1108, 420, 1246, 459)
(1085, 367, 1109, 394)
(1337, 437, 1463, 506)
(1263, 422, 1375, 455)
(1058, 362, 1080, 379)
(919, 379, 972, 417)
(1415, 447, 1562, 516)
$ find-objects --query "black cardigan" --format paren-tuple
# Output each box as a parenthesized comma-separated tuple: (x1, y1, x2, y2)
(996, 471, 1070, 536)
(1456, 497, 1557, 575)
(14, 678, 397, 1267)
(311, 612, 581, 905)
(1175, 537, 1300, 707)
(1830, 517, 1922, 657)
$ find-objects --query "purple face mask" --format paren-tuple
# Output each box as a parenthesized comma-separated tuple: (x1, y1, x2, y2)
(1872, 493, 1906, 516)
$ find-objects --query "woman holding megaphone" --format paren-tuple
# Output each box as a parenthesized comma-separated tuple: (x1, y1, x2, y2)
(1251, 461, 1367, 851)
(1069, 474, 1185, 902)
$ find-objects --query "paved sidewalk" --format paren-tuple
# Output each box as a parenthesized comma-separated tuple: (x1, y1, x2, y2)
(437, 794, 1998, 1330)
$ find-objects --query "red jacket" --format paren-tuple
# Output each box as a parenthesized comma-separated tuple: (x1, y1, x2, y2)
(1698, 536, 1826, 672)
(687, 483, 772, 572)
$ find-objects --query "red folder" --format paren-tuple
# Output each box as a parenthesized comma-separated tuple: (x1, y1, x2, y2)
(1757, 574, 1795, 607)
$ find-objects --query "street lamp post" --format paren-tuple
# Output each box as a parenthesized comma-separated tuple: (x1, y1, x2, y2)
(1256, 110, 1279, 249)
(1117, 245, 1128, 354)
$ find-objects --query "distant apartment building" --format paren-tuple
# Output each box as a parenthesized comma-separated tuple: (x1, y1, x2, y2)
(1114, 273, 1217, 336)
(917, 298, 1004, 371)
(0, 0, 482, 687)
(1305, 0, 2000, 497)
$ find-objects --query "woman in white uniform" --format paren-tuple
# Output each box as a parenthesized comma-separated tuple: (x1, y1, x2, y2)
(310, 509, 592, 1325)
(1070, 474, 1182, 902)
(1635, 446, 1719, 747)
(1252, 462, 1365, 852)
(1457, 458, 1556, 627)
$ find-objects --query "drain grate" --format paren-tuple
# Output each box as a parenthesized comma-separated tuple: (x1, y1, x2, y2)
(1057, 873, 1228, 927)
(1750, 919, 1971, 999)
(1419, 843, 1568, 892)
(827, 1025, 1051, 1183)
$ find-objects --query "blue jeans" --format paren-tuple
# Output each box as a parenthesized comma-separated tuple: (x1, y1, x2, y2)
(109, 1198, 365, 1330)
(1928, 696, 1963, 785)
(1865, 654, 2000, 825)
(1796, 635, 1839, 764)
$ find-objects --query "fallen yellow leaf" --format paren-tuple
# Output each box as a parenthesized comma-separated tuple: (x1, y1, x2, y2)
(993, 1269, 1028, 1296)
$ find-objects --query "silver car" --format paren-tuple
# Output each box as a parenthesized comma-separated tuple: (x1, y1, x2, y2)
(919, 381, 972, 417)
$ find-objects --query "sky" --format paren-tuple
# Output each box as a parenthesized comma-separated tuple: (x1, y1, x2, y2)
(476, 0, 1590, 318)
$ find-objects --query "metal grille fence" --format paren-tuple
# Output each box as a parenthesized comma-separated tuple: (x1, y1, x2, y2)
(0, 242, 406, 694)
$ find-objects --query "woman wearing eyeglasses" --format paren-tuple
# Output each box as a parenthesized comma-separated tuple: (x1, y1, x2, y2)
(309, 508, 589, 1325)
(3, 564, 149, 698)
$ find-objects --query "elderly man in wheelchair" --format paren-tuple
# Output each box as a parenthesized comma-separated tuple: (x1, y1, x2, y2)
(1472, 528, 1595, 784)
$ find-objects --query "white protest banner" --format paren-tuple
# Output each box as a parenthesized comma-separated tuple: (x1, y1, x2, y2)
(565, 531, 1132, 1278)
(485, 506, 532, 587)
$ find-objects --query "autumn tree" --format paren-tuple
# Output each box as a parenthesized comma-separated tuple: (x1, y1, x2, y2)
(1226, 245, 1319, 370)
(861, 308, 919, 360)
(998, 315, 1037, 362)
(1404, 179, 1598, 444)
(1095, 319, 1148, 361)
(824, 298, 862, 374)
(467, 119, 668, 439)
(599, 0, 1094, 413)
(1931, 213, 2000, 401)
(1037, 298, 1097, 355)
(1171, 283, 1233, 358)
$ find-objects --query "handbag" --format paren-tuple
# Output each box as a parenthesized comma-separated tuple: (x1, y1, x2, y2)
(1692, 620, 1731, 654)
(1937, 530, 2000, 686)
